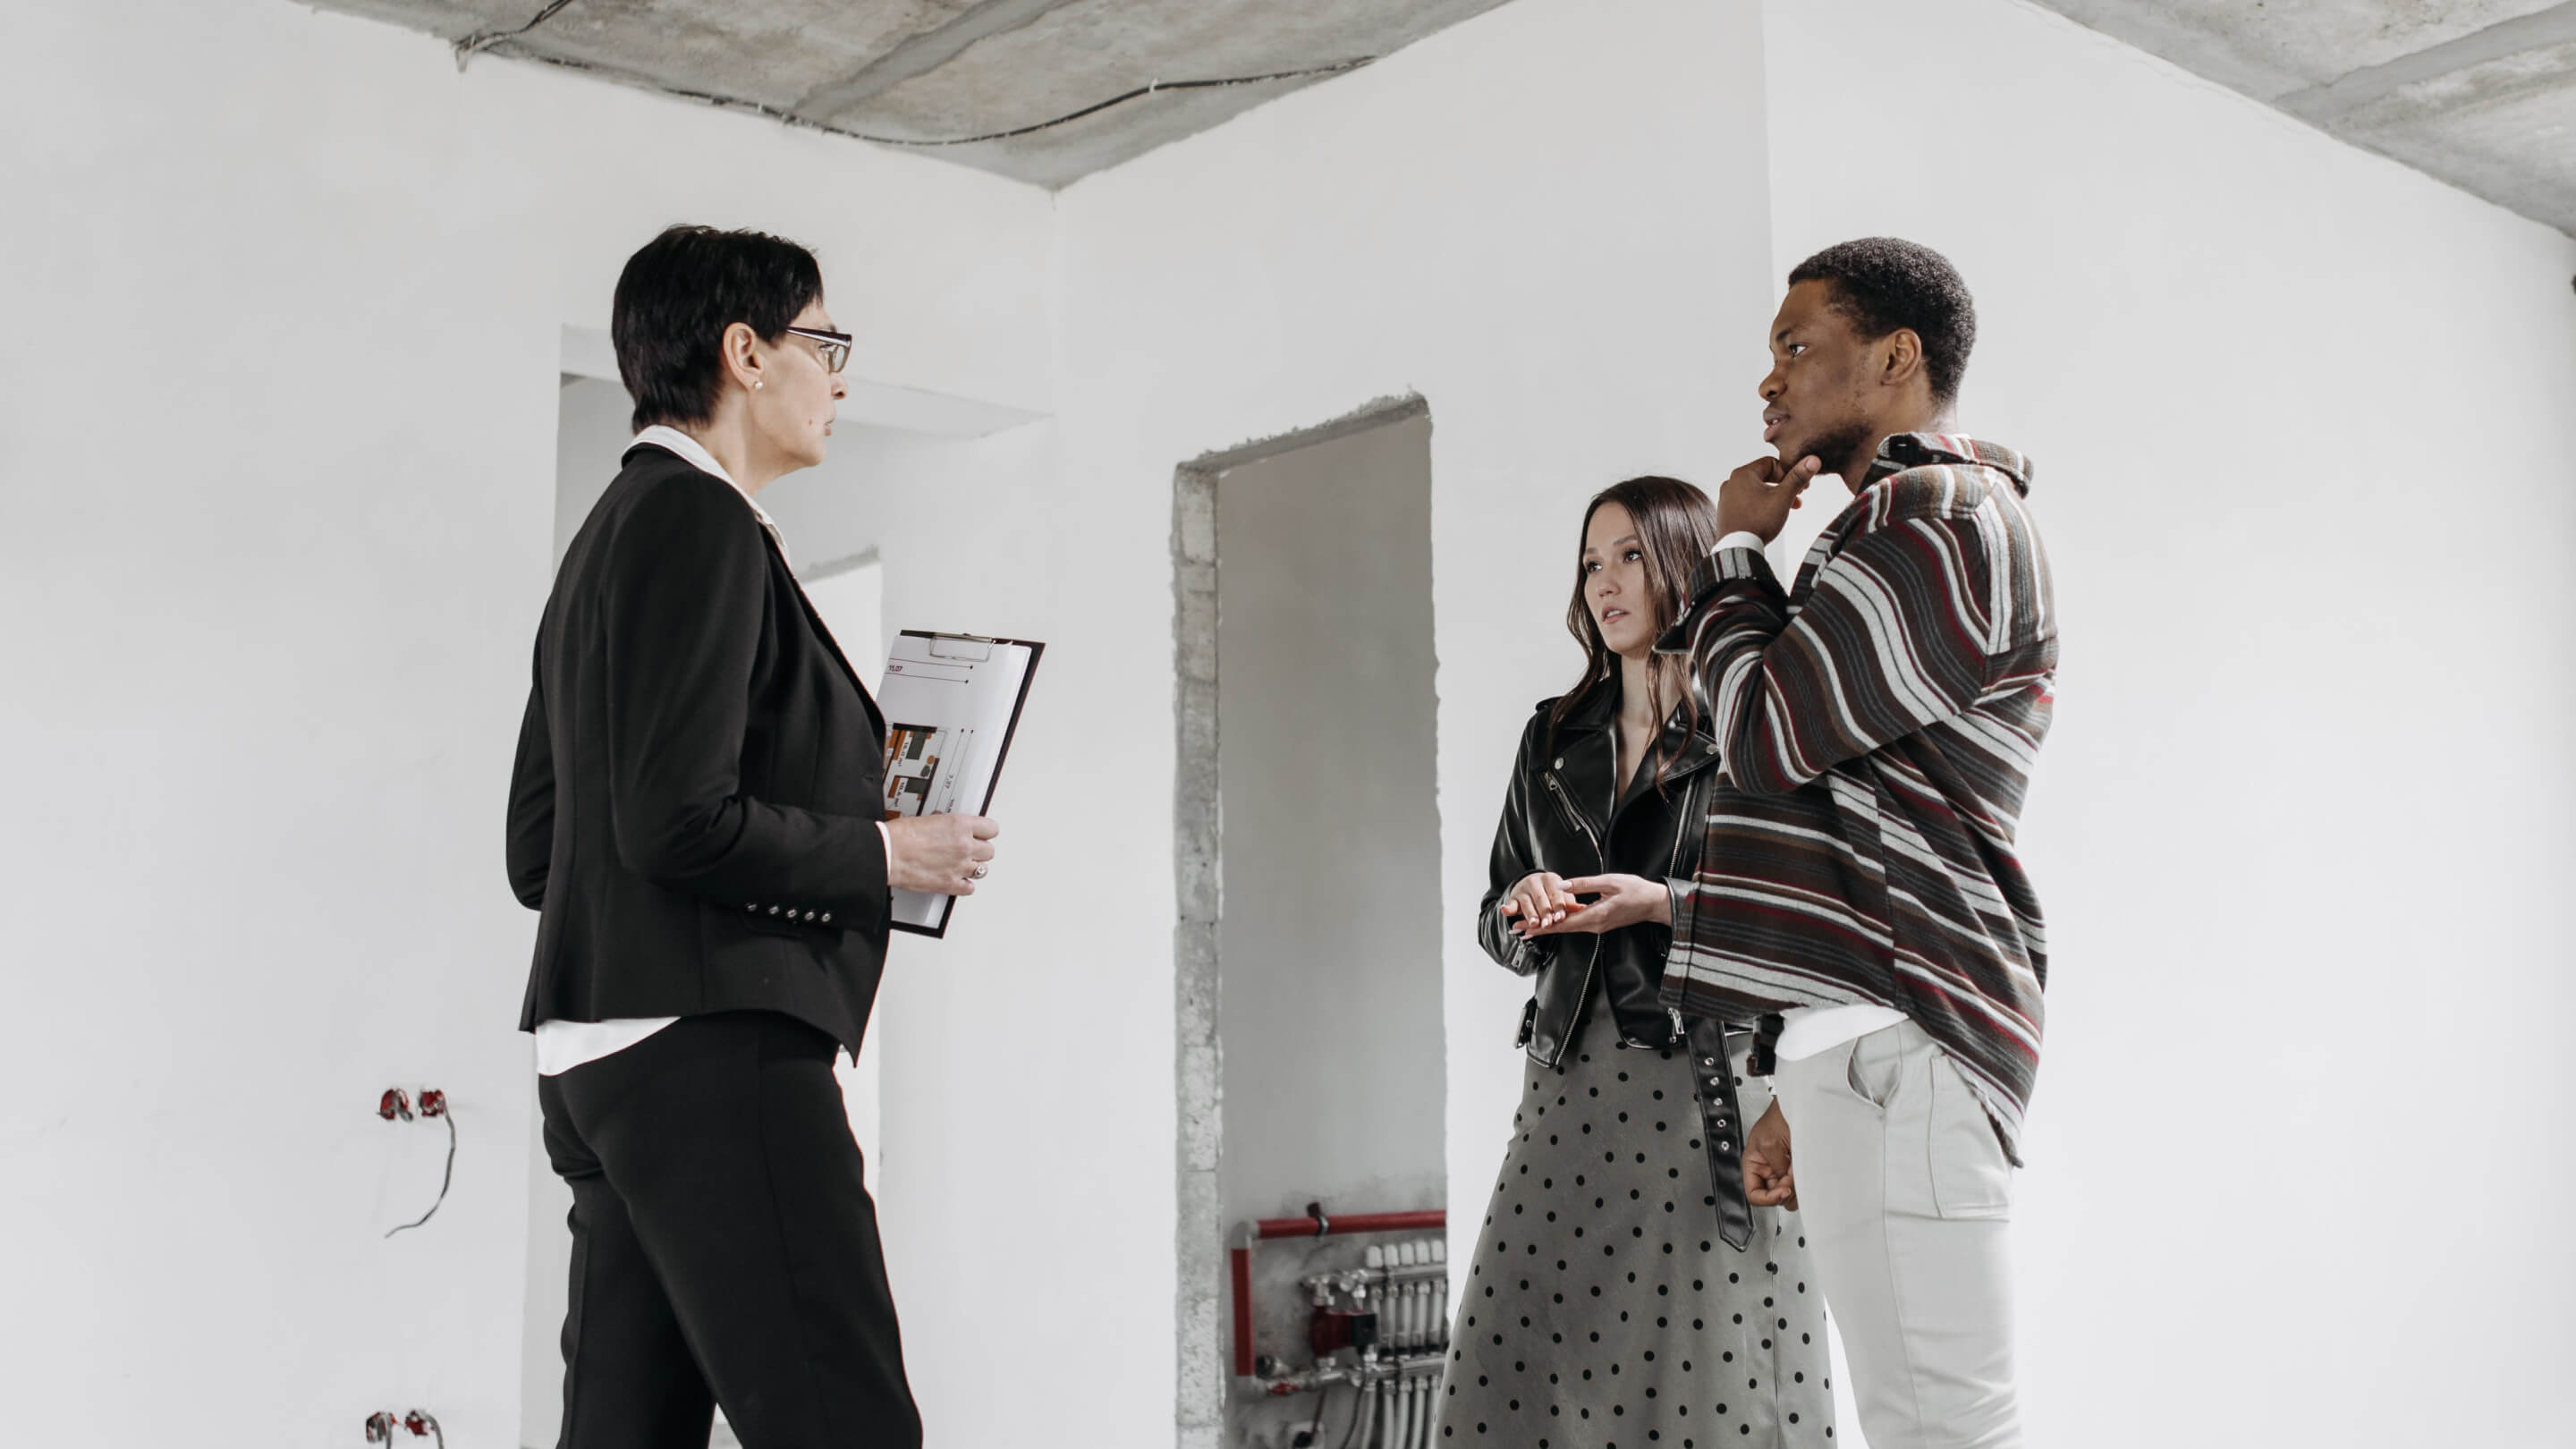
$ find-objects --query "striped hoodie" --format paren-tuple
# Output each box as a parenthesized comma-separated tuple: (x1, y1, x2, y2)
(1655, 433, 2056, 1157)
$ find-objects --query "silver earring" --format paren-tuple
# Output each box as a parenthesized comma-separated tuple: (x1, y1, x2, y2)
(753, 379, 764, 390)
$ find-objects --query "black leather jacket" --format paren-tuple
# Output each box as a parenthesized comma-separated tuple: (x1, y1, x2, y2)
(1477, 682, 1764, 1250)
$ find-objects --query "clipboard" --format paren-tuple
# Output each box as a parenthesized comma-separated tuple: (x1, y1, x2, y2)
(878, 630, 1045, 938)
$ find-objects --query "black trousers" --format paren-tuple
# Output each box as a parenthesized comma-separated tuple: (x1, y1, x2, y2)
(539, 1012, 920, 1449)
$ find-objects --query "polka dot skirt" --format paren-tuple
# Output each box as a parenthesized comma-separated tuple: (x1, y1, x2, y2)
(1434, 996, 1835, 1447)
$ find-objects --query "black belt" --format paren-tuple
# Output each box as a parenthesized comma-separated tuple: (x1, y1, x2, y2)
(1623, 1016, 1760, 1251)
(1683, 1017, 1758, 1251)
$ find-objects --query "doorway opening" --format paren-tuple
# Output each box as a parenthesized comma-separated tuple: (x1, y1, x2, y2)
(1173, 397, 1446, 1449)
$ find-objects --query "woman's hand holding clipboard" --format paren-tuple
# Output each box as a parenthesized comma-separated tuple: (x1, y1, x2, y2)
(876, 631, 1044, 937)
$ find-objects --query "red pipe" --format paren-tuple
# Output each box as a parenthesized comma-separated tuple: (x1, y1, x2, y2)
(1233, 1208, 1447, 1377)
(1253, 1208, 1445, 1241)
(1231, 1245, 1257, 1377)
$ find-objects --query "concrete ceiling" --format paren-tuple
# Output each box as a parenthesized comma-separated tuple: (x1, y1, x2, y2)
(301, 1, 2574, 231)
(2029, 1, 2576, 235)
(299, 0, 1515, 188)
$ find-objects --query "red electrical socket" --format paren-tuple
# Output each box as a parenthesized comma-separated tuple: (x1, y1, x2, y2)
(377, 1089, 413, 1122)
(416, 1089, 447, 1119)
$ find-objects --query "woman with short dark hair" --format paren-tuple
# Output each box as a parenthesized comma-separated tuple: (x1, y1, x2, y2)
(1434, 477, 1834, 1448)
(510, 225, 997, 1449)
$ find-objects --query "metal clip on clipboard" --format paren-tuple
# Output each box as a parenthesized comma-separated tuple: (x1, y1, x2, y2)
(925, 633, 996, 662)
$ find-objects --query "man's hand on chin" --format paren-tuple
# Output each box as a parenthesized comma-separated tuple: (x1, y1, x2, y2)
(1716, 454, 1823, 543)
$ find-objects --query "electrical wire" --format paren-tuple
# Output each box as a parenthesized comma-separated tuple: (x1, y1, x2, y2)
(453, 0, 578, 64)
(385, 1112, 456, 1237)
(834, 59, 1378, 147)
(450, 0, 1377, 148)
(514, 53, 1379, 148)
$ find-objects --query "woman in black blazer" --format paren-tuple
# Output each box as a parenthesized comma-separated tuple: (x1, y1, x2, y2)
(1435, 477, 1835, 1447)
(508, 225, 995, 1449)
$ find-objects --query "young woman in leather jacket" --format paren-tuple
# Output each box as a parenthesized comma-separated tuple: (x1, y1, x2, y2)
(1436, 477, 1833, 1447)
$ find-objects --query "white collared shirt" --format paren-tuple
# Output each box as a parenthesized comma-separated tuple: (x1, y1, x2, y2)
(530, 427, 874, 1077)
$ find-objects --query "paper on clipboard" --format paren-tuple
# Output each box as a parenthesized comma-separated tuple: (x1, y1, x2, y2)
(879, 630, 1044, 937)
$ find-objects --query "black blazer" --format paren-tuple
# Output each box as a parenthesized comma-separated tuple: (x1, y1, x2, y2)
(508, 443, 893, 1052)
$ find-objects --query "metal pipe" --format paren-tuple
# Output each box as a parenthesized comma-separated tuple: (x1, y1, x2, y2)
(1254, 1208, 1445, 1241)
(1409, 1241, 1431, 1348)
(1237, 1209, 1448, 1382)
(1231, 1243, 1257, 1377)
(1428, 1239, 1448, 1347)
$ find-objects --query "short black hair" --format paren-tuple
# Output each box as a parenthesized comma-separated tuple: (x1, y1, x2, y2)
(1788, 238, 1976, 406)
(612, 225, 824, 431)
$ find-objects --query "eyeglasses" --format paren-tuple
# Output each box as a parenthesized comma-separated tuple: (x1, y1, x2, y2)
(782, 326, 852, 374)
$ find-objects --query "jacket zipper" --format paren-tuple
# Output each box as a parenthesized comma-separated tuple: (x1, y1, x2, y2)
(1539, 770, 1605, 1065)
(1543, 771, 1603, 854)
(1604, 747, 1682, 1054)
(1662, 758, 1710, 1048)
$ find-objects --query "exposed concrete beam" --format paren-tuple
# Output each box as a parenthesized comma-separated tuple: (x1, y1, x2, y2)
(2031, 0, 2313, 102)
(789, 0, 1091, 123)
(2278, 0, 2576, 126)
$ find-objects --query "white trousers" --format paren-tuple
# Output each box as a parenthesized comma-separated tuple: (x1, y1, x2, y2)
(1771, 1020, 2021, 1449)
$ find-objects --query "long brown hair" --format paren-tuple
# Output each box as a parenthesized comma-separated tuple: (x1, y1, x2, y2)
(1548, 476, 1723, 792)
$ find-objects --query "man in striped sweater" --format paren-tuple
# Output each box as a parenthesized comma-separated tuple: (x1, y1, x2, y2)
(1657, 238, 2055, 1449)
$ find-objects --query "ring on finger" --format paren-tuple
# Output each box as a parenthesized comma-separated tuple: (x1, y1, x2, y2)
(970, 864, 989, 880)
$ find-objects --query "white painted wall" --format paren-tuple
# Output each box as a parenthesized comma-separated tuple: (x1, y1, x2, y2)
(0, 3, 1048, 1445)
(1758, 1, 2576, 1444)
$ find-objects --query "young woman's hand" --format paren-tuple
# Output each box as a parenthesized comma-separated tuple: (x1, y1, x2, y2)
(1520, 873, 1671, 936)
(1499, 871, 1582, 936)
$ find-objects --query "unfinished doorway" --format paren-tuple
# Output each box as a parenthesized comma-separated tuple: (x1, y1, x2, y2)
(1174, 399, 1445, 1449)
